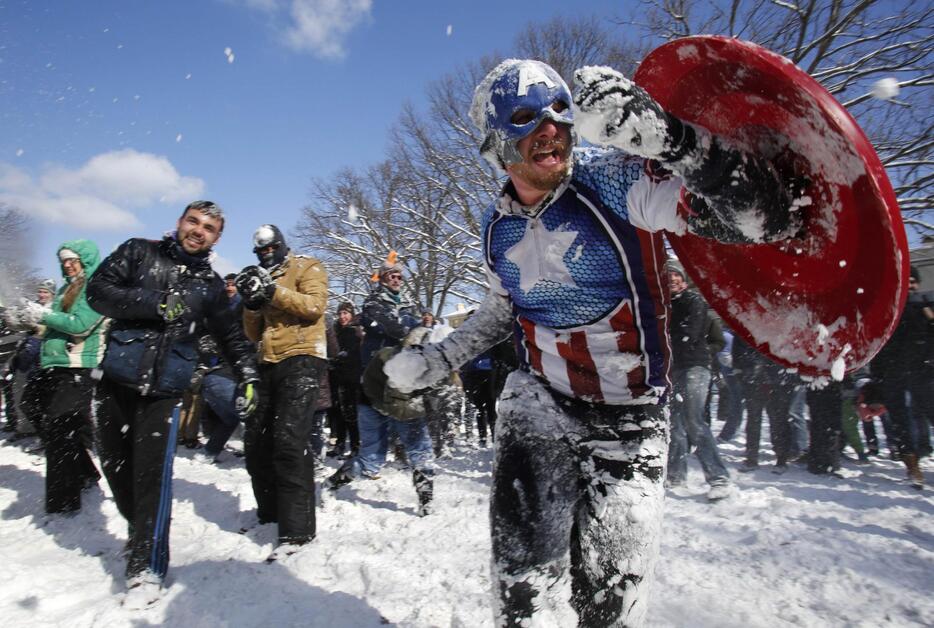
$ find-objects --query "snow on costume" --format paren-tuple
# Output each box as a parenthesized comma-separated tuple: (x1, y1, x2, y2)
(385, 60, 799, 627)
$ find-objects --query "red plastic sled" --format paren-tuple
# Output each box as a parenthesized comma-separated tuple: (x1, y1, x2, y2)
(635, 36, 908, 377)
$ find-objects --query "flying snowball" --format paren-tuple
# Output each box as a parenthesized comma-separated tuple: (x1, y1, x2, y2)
(224, 47, 235, 64)
(446, 24, 453, 36)
(871, 77, 899, 101)
(176, 134, 183, 143)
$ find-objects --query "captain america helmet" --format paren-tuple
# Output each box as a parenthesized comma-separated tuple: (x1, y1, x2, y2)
(470, 59, 577, 170)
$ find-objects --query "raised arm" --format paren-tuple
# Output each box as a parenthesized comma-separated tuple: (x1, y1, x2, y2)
(573, 66, 802, 243)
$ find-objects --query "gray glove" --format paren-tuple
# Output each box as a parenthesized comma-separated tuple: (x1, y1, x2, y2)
(573, 65, 696, 163)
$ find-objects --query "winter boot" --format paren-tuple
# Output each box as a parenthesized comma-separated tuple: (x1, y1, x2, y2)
(413, 469, 434, 517)
(123, 571, 163, 609)
(902, 454, 924, 490)
(326, 464, 355, 491)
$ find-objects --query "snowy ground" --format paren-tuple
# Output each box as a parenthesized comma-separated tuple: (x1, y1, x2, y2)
(0, 427, 932, 627)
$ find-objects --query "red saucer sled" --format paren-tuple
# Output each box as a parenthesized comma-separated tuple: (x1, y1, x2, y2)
(634, 36, 909, 377)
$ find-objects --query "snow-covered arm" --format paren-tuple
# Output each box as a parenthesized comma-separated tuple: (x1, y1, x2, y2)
(385, 290, 513, 394)
(573, 66, 801, 243)
(429, 289, 513, 371)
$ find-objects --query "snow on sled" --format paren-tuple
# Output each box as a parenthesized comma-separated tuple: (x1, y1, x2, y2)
(635, 35, 908, 377)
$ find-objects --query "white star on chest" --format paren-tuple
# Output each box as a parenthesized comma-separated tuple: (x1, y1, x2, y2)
(505, 219, 579, 294)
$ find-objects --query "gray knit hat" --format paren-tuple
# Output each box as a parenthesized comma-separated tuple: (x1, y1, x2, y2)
(37, 278, 57, 294)
(666, 259, 686, 280)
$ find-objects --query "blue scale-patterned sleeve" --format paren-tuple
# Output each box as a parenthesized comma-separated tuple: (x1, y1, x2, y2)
(573, 148, 647, 222)
(573, 147, 683, 233)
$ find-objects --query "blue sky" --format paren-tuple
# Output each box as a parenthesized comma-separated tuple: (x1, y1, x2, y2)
(0, 0, 625, 280)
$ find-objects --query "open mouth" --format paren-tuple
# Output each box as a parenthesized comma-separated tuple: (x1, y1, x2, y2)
(530, 140, 567, 167)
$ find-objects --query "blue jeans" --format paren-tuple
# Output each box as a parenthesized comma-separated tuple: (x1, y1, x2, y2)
(668, 366, 729, 485)
(352, 403, 434, 476)
(201, 373, 239, 456)
(787, 385, 809, 456)
(716, 372, 745, 441)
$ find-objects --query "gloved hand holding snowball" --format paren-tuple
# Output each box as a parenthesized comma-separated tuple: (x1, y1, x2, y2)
(383, 344, 452, 394)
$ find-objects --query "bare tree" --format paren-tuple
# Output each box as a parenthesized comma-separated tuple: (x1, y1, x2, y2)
(514, 15, 649, 81)
(633, 0, 934, 236)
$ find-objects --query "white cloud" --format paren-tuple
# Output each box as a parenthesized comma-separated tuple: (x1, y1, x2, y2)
(228, 0, 372, 59)
(285, 0, 372, 58)
(0, 149, 205, 230)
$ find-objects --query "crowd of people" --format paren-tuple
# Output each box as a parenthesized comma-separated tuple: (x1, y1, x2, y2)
(0, 204, 514, 607)
(0, 57, 929, 625)
(665, 260, 932, 497)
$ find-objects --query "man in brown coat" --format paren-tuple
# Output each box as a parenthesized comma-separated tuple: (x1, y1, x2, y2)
(235, 224, 328, 560)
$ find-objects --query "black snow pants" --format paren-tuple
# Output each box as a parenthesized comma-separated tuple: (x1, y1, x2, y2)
(491, 371, 668, 627)
(96, 377, 180, 580)
(245, 355, 323, 545)
(330, 380, 359, 453)
(43, 368, 100, 513)
(21, 368, 50, 442)
(741, 375, 795, 466)
(806, 382, 843, 473)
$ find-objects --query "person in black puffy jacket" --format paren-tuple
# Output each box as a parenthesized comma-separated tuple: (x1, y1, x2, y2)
(87, 200, 258, 600)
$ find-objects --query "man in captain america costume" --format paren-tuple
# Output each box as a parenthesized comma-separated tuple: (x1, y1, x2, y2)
(384, 59, 800, 627)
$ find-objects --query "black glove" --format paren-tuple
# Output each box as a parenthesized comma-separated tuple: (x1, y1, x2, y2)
(159, 292, 190, 324)
(235, 380, 258, 419)
(573, 66, 695, 163)
(235, 266, 276, 309)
